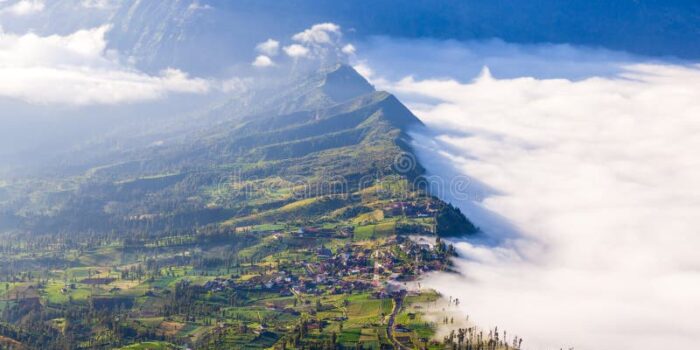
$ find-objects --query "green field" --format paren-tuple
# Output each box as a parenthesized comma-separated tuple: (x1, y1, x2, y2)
(118, 341, 179, 350)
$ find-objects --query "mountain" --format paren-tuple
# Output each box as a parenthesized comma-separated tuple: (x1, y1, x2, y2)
(0, 52, 480, 350)
(0, 65, 476, 238)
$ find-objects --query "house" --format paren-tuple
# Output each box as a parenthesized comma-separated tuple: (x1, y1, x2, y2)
(316, 246, 332, 259)
(395, 325, 411, 333)
(299, 227, 335, 237)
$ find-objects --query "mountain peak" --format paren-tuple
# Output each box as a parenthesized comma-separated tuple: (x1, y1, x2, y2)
(320, 64, 375, 103)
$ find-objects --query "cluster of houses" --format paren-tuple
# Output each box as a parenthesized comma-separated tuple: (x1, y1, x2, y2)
(200, 234, 452, 300)
(382, 200, 437, 218)
(292, 226, 353, 238)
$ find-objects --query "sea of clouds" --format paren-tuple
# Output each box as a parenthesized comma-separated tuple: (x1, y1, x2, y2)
(356, 39, 700, 350)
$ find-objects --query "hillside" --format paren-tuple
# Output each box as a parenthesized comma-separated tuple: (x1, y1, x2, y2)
(0, 64, 480, 350)
(0, 65, 476, 237)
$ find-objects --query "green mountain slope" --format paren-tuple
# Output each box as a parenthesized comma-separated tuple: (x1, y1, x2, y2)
(0, 65, 476, 237)
(0, 64, 479, 350)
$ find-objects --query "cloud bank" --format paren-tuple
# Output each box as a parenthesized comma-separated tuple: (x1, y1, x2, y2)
(356, 37, 649, 82)
(0, 25, 210, 106)
(361, 40, 700, 349)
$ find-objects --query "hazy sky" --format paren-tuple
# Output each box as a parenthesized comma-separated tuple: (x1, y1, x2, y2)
(0, 14, 356, 166)
(355, 39, 700, 349)
(0, 17, 354, 106)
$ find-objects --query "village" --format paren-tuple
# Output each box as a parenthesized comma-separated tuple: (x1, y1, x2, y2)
(0, 195, 478, 350)
(200, 233, 456, 300)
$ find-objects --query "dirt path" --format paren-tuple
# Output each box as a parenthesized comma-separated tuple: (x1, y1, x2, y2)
(387, 292, 409, 350)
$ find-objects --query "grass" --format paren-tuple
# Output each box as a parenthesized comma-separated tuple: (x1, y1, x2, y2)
(354, 225, 376, 240)
(338, 328, 362, 343)
(251, 223, 287, 231)
(352, 209, 384, 225)
(223, 195, 349, 226)
(278, 197, 319, 211)
(359, 328, 379, 342)
(0, 282, 21, 298)
(236, 233, 288, 260)
(43, 281, 92, 304)
(117, 341, 179, 350)
(135, 317, 165, 328)
(223, 307, 290, 323)
(394, 291, 443, 345)
(354, 219, 396, 241)
(343, 293, 393, 328)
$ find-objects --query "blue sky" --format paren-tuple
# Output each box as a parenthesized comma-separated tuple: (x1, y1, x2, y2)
(2, 0, 698, 76)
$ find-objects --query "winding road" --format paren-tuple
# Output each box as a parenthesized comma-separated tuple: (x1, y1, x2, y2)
(387, 292, 408, 350)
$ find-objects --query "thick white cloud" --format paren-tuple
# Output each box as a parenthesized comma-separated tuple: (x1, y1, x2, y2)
(0, 25, 210, 105)
(292, 22, 340, 45)
(283, 43, 310, 58)
(341, 43, 356, 55)
(362, 41, 700, 349)
(281, 22, 356, 62)
(256, 38, 280, 56)
(251, 54, 274, 67)
(0, 0, 44, 16)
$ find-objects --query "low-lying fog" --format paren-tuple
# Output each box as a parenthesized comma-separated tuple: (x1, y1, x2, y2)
(357, 39, 700, 349)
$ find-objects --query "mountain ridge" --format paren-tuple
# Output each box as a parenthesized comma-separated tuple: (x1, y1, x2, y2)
(0, 60, 480, 350)
(0, 65, 476, 237)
